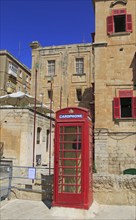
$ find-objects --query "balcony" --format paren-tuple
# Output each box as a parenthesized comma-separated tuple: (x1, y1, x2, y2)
(8, 63, 18, 78)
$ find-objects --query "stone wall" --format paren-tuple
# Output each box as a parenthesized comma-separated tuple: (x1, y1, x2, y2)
(94, 0, 136, 174)
(93, 174, 136, 205)
(95, 129, 136, 174)
(0, 108, 52, 166)
(9, 174, 136, 206)
(30, 43, 93, 112)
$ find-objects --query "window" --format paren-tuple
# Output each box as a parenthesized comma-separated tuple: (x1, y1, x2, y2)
(114, 15, 126, 32)
(113, 90, 136, 119)
(36, 155, 41, 166)
(26, 75, 29, 83)
(8, 62, 18, 78)
(76, 89, 82, 101)
(48, 89, 53, 100)
(46, 129, 50, 152)
(19, 70, 22, 78)
(37, 127, 42, 144)
(107, 9, 132, 35)
(48, 60, 55, 76)
(120, 98, 132, 117)
(76, 58, 84, 75)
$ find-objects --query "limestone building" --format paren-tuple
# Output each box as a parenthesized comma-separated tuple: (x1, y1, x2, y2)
(30, 42, 94, 114)
(0, 50, 31, 95)
(0, 107, 53, 167)
(94, 0, 136, 174)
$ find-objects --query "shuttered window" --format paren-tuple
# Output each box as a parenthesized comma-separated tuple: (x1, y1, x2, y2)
(107, 9, 132, 35)
(113, 90, 136, 119)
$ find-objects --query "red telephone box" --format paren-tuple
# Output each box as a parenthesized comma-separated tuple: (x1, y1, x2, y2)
(52, 107, 93, 209)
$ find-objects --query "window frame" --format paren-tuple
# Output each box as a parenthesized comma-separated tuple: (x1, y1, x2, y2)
(107, 9, 132, 35)
(48, 89, 53, 101)
(76, 58, 84, 75)
(48, 60, 55, 76)
(113, 90, 136, 119)
(76, 88, 82, 102)
(37, 127, 42, 144)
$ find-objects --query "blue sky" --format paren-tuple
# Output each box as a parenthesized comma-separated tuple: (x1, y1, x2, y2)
(0, 0, 95, 69)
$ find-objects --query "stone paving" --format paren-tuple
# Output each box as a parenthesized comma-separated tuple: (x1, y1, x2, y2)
(0, 199, 136, 220)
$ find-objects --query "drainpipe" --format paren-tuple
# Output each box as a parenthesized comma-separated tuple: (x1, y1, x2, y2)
(33, 69, 37, 168)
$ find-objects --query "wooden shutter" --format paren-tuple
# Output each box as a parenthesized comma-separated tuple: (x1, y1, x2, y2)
(114, 97, 120, 119)
(112, 9, 120, 15)
(112, 9, 126, 15)
(119, 90, 133, 97)
(126, 14, 132, 32)
(119, 9, 126, 14)
(132, 97, 136, 118)
(107, 16, 114, 34)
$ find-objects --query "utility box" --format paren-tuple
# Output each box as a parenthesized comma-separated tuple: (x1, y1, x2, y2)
(52, 107, 93, 209)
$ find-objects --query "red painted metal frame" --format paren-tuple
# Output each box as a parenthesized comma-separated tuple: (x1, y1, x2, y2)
(53, 107, 93, 209)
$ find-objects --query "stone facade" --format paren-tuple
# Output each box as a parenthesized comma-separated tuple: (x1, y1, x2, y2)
(0, 107, 54, 167)
(93, 174, 136, 205)
(94, 0, 136, 174)
(0, 50, 31, 96)
(30, 42, 94, 113)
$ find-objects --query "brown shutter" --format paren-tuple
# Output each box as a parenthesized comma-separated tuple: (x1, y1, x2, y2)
(114, 97, 120, 119)
(107, 16, 114, 34)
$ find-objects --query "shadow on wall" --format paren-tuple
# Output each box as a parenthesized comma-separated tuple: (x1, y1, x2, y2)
(41, 174, 53, 209)
(78, 87, 95, 122)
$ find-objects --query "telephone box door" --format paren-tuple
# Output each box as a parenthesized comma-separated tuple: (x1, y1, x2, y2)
(54, 123, 84, 206)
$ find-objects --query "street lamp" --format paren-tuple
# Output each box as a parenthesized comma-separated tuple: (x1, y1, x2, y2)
(48, 75, 54, 175)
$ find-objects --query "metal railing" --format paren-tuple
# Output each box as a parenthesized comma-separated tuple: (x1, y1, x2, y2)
(0, 161, 12, 201)
(0, 162, 54, 201)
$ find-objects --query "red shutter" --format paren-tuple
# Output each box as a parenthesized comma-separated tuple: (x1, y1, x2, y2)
(119, 90, 133, 97)
(132, 97, 136, 118)
(126, 14, 132, 32)
(114, 97, 120, 119)
(107, 16, 114, 34)
(112, 9, 126, 15)
(119, 9, 126, 14)
(112, 9, 120, 15)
